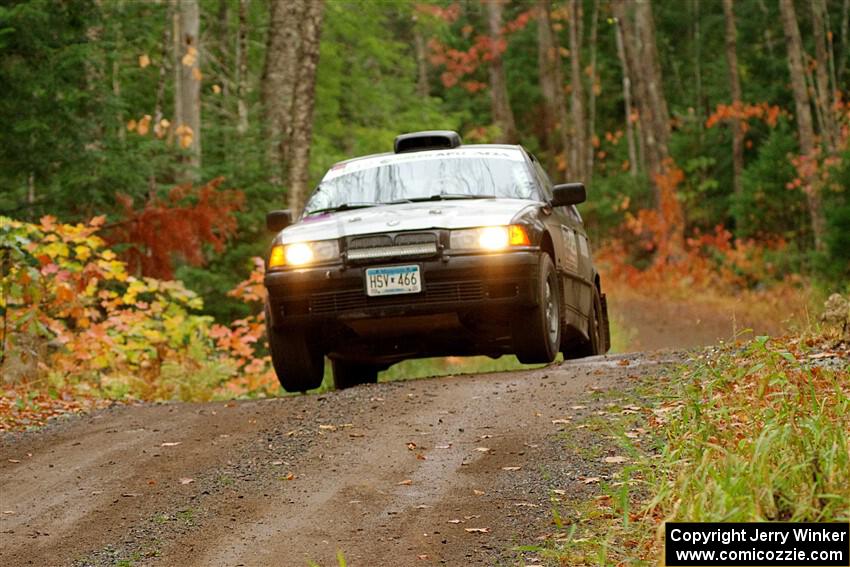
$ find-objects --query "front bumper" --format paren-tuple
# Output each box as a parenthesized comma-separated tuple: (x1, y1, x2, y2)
(264, 251, 542, 329)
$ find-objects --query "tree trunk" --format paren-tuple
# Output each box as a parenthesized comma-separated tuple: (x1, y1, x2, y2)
(586, 0, 599, 184)
(811, 0, 837, 152)
(286, 0, 324, 216)
(176, 0, 202, 180)
(779, 0, 826, 251)
(413, 15, 430, 98)
(614, 13, 638, 177)
(568, 0, 586, 183)
(262, 0, 305, 188)
(537, 0, 571, 177)
(613, 0, 682, 256)
(613, 0, 666, 187)
(235, 0, 249, 135)
(485, 0, 517, 143)
(840, 0, 849, 83)
(722, 0, 744, 197)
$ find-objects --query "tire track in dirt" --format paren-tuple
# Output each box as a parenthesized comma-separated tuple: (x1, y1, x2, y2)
(0, 353, 676, 567)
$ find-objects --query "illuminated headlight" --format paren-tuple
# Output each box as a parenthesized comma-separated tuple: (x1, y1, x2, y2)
(450, 225, 531, 251)
(268, 239, 340, 268)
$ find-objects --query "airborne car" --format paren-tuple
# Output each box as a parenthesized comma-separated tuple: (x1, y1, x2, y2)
(264, 131, 610, 392)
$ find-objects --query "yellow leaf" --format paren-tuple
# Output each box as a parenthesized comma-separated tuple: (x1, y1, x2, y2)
(211, 84, 221, 94)
(138, 54, 150, 68)
(75, 245, 91, 261)
(192, 67, 203, 81)
(126, 119, 137, 132)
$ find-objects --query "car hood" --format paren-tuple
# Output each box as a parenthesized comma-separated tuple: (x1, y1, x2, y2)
(276, 199, 540, 244)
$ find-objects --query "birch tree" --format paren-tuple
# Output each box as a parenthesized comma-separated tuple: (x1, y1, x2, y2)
(485, 0, 517, 143)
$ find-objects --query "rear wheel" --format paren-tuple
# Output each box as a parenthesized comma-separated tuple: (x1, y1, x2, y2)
(331, 359, 380, 390)
(570, 286, 604, 358)
(266, 307, 325, 393)
(513, 254, 561, 364)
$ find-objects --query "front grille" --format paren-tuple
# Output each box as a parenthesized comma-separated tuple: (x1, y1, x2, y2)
(345, 232, 440, 262)
(347, 242, 437, 261)
(349, 235, 393, 249)
(309, 281, 485, 314)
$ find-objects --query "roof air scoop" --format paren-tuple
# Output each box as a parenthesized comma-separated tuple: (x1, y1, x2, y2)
(393, 130, 462, 154)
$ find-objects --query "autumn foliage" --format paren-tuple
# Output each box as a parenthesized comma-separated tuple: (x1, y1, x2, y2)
(0, 216, 273, 429)
(109, 177, 244, 279)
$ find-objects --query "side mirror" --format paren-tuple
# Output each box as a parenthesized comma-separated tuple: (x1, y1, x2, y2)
(266, 210, 292, 232)
(551, 183, 586, 207)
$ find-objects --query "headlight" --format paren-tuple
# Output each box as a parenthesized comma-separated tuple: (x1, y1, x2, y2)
(268, 239, 340, 268)
(450, 225, 530, 251)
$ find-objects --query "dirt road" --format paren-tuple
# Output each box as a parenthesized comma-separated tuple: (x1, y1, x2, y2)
(0, 352, 674, 567)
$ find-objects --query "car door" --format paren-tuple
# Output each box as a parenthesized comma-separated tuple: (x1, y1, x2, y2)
(528, 158, 585, 329)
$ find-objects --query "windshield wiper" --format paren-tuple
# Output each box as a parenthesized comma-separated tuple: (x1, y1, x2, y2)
(306, 202, 378, 215)
(394, 194, 495, 203)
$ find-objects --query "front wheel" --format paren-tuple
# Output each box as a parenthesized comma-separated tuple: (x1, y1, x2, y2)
(266, 307, 325, 393)
(331, 359, 379, 390)
(513, 254, 561, 364)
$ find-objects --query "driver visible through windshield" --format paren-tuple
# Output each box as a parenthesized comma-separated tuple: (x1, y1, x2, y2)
(304, 148, 539, 215)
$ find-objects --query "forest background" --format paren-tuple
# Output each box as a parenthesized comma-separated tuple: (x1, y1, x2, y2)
(1, 0, 849, 421)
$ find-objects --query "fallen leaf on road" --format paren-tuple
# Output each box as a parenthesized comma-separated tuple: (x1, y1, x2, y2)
(473, 489, 485, 496)
(570, 405, 587, 410)
(406, 442, 417, 450)
(551, 419, 571, 424)
(480, 434, 492, 439)
(319, 424, 337, 432)
(398, 479, 413, 485)
(552, 489, 566, 495)
(475, 447, 490, 452)
(7, 459, 20, 463)
(435, 444, 452, 449)
(418, 555, 429, 560)
(465, 527, 490, 533)
(618, 359, 631, 366)
(160, 442, 181, 447)
(603, 456, 628, 464)
(581, 477, 601, 484)
(348, 500, 361, 504)
(271, 460, 284, 466)
(447, 519, 463, 524)
(283, 472, 296, 481)
(91, 490, 103, 495)
(349, 432, 365, 438)
(2, 510, 15, 514)
(415, 504, 430, 509)
(179, 477, 194, 485)
(502, 466, 522, 471)
(416, 453, 427, 460)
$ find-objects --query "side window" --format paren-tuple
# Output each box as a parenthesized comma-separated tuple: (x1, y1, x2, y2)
(530, 157, 554, 200)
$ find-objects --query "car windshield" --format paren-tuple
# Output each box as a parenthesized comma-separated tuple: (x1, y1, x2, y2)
(304, 150, 538, 215)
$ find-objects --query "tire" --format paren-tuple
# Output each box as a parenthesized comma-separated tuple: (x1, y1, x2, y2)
(266, 307, 325, 393)
(569, 286, 604, 358)
(513, 254, 561, 364)
(332, 359, 379, 390)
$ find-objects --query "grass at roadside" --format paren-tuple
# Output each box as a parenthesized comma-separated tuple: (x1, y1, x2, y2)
(527, 331, 849, 565)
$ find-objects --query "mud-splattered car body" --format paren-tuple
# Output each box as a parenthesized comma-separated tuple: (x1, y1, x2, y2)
(264, 131, 610, 391)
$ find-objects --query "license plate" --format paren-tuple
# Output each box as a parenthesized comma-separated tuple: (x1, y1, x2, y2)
(365, 265, 422, 297)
